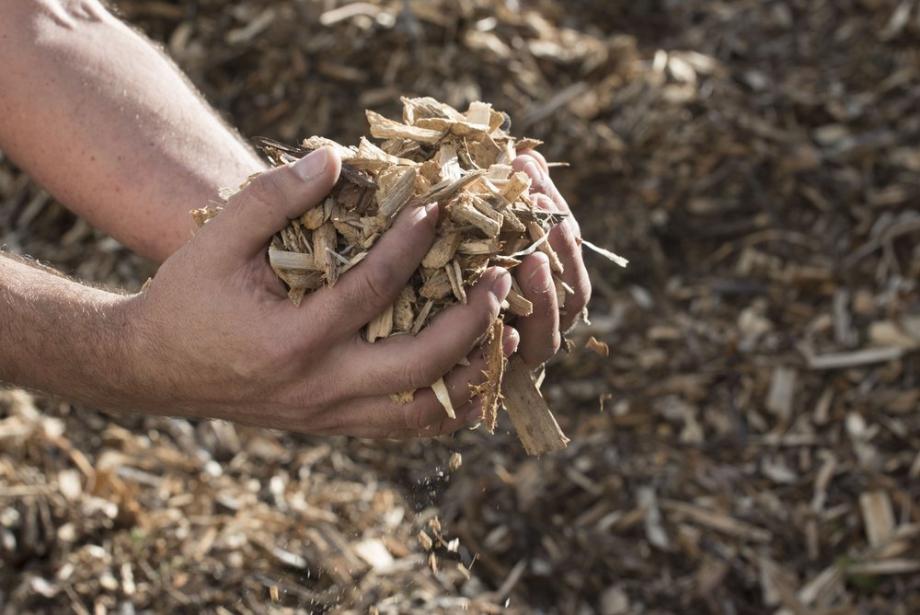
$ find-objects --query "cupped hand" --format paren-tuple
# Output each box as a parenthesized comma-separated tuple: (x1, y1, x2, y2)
(121, 147, 518, 438)
(511, 150, 591, 366)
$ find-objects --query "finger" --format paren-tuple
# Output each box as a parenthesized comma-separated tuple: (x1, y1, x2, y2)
(340, 267, 511, 395)
(515, 252, 560, 366)
(205, 147, 341, 261)
(302, 201, 439, 337)
(512, 152, 556, 201)
(512, 153, 580, 237)
(531, 193, 591, 331)
(312, 327, 519, 438)
(515, 148, 550, 173)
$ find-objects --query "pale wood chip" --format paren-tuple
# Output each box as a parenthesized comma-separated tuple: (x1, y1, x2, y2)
(506, 284, 534, 317)
(376, 166, 418, 220)
(431, 377, 455, 419)
(859, 490, 895, 547)
(268, 247, 316, 271)
(367, 109, 444, 143)
(421, 232, 462, 269)
(366, 305, 394, 343)
(449, 195, 502, 237)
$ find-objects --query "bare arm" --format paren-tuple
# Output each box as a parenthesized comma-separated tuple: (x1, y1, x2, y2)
(0, 255, 140, 407)
(0, 0, 265, 262)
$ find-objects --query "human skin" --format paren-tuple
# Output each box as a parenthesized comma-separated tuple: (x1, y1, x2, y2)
(0, 0, 590, 435)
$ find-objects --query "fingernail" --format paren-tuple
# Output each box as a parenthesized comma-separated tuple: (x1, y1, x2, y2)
(489, 268, 512, 301)
(502, 326, 520, 356)
(463, 403, 483, 424)
(292, 147, 330, 182)
(423, 202, 439, 220)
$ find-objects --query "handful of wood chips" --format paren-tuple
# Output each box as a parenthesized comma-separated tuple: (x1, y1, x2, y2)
(211, 97, 578, 454)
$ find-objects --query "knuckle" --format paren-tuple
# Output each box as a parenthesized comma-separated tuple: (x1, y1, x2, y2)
(534, 193, 556, 212)
(245, 170, 292, 214)
(402, 402, 429, 432)
(267, 326, 301, 364)
(569, 269, 592, 314)
(359, 260, 398, 306)
(525, 272, 554, 306)
(475, 299, 499, 333)
(399, 360, 434, 390)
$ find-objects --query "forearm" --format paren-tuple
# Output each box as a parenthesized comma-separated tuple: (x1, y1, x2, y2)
(0, 0, 266, 262)
(0, 254, 138, 409)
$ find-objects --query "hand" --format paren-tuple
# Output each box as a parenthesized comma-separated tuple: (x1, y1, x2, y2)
(510, 150, 591, 366)
(121, 148, 518, 438)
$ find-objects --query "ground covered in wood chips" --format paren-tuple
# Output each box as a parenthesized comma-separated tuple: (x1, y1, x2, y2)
(2, 0, 919, 613)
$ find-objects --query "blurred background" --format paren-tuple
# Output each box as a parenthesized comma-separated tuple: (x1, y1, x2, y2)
(1, 0, 919, 613)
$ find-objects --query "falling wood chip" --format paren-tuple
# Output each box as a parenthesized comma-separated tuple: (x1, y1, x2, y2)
(586, 336, 609, 357)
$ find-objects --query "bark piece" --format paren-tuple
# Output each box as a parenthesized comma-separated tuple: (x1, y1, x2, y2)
(475, 320, 506, 432)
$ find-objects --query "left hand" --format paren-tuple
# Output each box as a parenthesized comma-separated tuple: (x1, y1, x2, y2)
(511, 150, 592, 366)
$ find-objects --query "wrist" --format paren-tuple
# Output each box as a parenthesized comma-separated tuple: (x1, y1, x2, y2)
(102, 289, 165, 415)
(0, 255, 147, 413)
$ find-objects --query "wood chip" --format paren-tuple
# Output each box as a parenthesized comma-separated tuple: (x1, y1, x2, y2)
(501, 357, 569, 455)
(585, 336, 609, 357)
(859, 491, 895, 547)
(431, 377, 456, 419)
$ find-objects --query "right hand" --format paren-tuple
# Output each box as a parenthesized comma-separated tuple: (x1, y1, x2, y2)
(119, 147, 518, 438)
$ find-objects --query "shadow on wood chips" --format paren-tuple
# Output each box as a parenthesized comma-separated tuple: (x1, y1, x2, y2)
(1, 1, 918, 613)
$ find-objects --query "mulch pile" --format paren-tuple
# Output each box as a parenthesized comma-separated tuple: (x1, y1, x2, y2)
(1, 0, 918, 613)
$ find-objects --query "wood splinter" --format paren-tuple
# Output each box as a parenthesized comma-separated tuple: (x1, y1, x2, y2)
(502, 356, 569, 455)
(431, 377, 455, 419)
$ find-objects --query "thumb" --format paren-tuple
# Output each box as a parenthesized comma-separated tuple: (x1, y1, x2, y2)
(206, 147, 341, 260)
